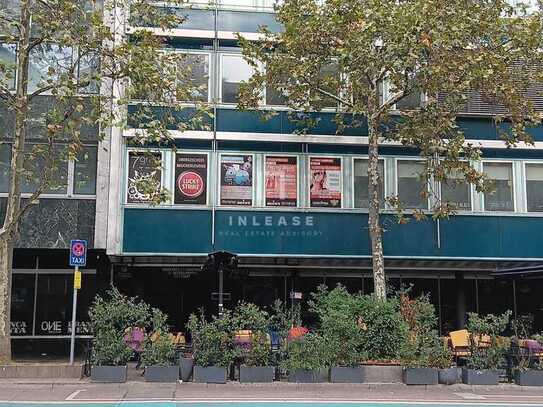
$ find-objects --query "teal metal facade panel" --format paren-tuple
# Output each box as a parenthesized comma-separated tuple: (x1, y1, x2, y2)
(122, 209, 543, 259)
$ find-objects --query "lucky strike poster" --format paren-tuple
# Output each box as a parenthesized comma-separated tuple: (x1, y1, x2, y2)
(265, 156, 297, 207)
(309, 157, 342, 208)
(126, 152, 162, 204)
(220, 154, 253, 206)
(174, 153, 208, 205)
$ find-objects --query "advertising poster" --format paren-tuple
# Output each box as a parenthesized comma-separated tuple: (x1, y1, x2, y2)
(309, 157, 342, 207)
(126, 152, 162, 204)
(220, 154, 253, 206)
(265, 156, 298, 207)
(174, 153, 208, 205)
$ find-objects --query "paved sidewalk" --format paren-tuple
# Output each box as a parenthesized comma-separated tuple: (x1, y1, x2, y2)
(0, 381, 543, 404)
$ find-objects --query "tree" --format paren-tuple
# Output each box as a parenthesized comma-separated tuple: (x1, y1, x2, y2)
(238, 0, 543, 300)
(0, 0, 207, 361)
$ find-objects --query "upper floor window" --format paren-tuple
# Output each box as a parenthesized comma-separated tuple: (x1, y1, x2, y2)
(177, 53, 210, 103)
(28, 44, 73, 94)
(0, 43, 16, 90)
(397, 160, 428, 210)
(0, 143, 10, 193)
(74, 146, 98, 195)
(483, 162, 514, 212)
(525, 163, 543, 212)
(353, 158, 384, 209)
(440, 169, 471, 211)
(21, 144, 69, 195)
(221, 54, 254, 104)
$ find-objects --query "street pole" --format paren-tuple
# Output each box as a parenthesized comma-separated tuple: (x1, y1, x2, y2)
(69, 265, 78, 365)
(218, 262, 224, 317)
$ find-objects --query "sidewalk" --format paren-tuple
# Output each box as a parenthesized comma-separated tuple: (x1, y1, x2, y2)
(0, 381, 543, 404)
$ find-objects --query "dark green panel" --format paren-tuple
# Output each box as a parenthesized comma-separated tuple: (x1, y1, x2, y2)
(217, 11, 282, 33)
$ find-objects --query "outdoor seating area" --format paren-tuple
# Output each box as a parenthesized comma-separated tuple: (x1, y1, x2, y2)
(85, 286, 543, 386)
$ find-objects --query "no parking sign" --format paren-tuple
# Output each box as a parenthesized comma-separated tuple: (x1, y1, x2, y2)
(69, 239, 87, 267)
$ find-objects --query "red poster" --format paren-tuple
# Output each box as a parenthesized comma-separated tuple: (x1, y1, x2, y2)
(265, 156, 297, 207)
(309, 157, 342, 208)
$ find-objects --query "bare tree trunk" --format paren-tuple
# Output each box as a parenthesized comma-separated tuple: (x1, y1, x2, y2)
(368, 120, 386, 300)
(0, 0, 32, 362)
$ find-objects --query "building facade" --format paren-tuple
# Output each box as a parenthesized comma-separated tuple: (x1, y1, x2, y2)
(2, 0, 543, 357)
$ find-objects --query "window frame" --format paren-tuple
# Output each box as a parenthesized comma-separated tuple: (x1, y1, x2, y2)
(395, 158, 430, 211)
(382, 78, 427, 111)
(482, 160, 516, 213)
(438, 162, 474, 212)
(263, 153, 300, 208)
(219, 52, 260, 105)
(351, 156, 386, 210)
(523, 161, 543, 213)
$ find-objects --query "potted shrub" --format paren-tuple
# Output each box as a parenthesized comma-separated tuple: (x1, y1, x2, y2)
(512, 332, 543, 386)
(186, 310, 235, 384)
(435, 348, 459, 385)
(179, 351, 194, 382)
(233, 302, 275, 383)
(309, 285, 365, 383)
(282, 332, 332, 383)
(462, 311, 511, 385)
(89, 288, 152, 383)
(142, 310, 178, 383)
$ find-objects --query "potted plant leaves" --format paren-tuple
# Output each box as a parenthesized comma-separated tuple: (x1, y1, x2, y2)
(511, 323, 543, 387)
(186, 309, 235, 384)
(282, 332, 332, 383)
(462, 311, 511, 385)
(89, 288, 152, 383)
(233, 302, 275, 383)
(142, 309, 178, 382)
(400, 293, 440, 385)
(309, 285, 365, 383)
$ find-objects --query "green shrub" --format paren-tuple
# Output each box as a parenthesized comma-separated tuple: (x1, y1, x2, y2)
(232, 302, 272, 367)
(92, 328, 133, 366)
(466, 311, 511, 370)
(280, 332, 333, 372)
(142, 333, 176, 367)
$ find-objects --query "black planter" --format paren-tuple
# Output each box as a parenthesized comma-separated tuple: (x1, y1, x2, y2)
(403, 368, 438, 385)
(239, 366, 275, 383)
(360, 365, 403, 383)
(144, 366, 179, 382)
(462, 368, 500, 385)
(91, 366, 127, 383)
(179, 357, 194, 382)
(514, 370, 543, 386)
(438, 367, 461, 385)
(193, 366, 227, 383)
(288, 368, 328, 383)
(330, 366, 362, 383)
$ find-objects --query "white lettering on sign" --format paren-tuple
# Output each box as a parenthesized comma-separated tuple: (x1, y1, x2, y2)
(41, 321, 62, 334)
(10, 321, 27, 334)
(227, 215, 315, 227)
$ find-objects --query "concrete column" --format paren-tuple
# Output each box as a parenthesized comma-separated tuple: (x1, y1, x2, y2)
(455, 272, 466, 329)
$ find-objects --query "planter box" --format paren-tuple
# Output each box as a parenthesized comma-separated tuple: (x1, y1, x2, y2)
(403, 368, 438, 385)
(462, 368, 500, 385)
(193, 366, 227, 384)
(330, 366, 363, 383)
(179, 357, 194, 382)
(438, 367, 461, 385)
(240, 366, 275, 383)
(360, 365, 403, 383)
(514, 370, 543, 386)
(288, 368, 328, 383)
(91, 366, 127, 383)
(144, 366, 179, 382)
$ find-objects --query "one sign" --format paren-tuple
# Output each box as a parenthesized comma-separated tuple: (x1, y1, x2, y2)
(174, 153, 208, 205)
(265, 156, 298, 207)
(309, 157, 342, 208)
(74, 271, 82, 290)
(69, 239, 87, 267)
(220, 155, 253, 206)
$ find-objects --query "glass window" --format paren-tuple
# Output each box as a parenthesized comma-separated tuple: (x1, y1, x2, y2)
(353, 159, 384, 209)
(35, 274, 72, 335)
(74, 146, 97, 195)
(10, 274, 35, 336)
(28, 44, 73, 93)
(483, 162, 514, 212)
(441, 169, 471, 210)
(0, 142, 10, 193)
(21, 144, 69, 195)
(397, 160, 428, 209)
(221, 54, 254, 104)
(177, 53, 209, 102)
(396, 90, 423, 110)
(78, 51, 100, 94)
(526, 163, 543, 212)
(310, 64, 339, 109)
(0, 43, 16, 90)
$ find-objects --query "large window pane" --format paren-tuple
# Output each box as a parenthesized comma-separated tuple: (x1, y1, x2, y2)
(0, 43, 16, 90)
(483, 162, 514, 212)
(0, 143, 10, 193)
(10, 274, 35, 336)
(526, 163, 543, 212)
(353, 159, 384, 209)
(397, 160, 427, 209)
(441, 169, 471, 210)
(74, 145, 97, 195)
(78, 51, 100, 94)
(177, 53, 209, 102)
(221, 54, 253, 103)
(35, 274, 72, 335)
(28, 44, 73, 93)
(21, 144, 68, 194)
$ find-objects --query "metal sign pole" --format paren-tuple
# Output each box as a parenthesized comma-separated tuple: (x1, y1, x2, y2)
(69, 265, 78, 365)
(218, 262, 224, 317)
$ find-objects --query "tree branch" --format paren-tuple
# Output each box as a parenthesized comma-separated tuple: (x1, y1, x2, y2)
(0, 83, 15, 105)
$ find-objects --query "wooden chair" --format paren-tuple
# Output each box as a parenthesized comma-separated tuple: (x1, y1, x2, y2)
(449, 329, 471, 362)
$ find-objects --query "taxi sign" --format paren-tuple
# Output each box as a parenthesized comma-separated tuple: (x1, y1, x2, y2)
(69, 239, 87, 267)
